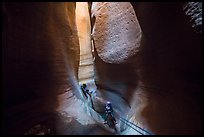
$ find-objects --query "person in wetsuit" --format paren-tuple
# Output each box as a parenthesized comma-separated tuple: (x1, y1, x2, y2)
(104, 101, 117, 124)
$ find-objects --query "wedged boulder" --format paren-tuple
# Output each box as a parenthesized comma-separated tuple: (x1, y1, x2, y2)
(91, 2, 142, 64)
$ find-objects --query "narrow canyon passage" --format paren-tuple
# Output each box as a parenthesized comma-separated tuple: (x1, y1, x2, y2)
(76, 2, 95, 84)
(74, 3, 146, 134)
(2, 2, 202, 135)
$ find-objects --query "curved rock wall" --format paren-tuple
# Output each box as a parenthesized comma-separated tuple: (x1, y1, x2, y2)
(91, 2, 202, 135)
(2, 2, 80, 134)
(2, 2, 202, 135)
(130, 3, 202, 135)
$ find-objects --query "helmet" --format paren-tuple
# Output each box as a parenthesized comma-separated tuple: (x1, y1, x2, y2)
(82, 83, 87, 88)
(106, 101, 111, 105)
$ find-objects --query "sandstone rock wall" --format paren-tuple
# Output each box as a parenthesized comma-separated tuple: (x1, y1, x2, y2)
(2, 2, 202, 135)
(91, 2, 202, 134)
(2, 2, 80, 134)
(130, 3, 202, 134)
(76, 2, 94, 83)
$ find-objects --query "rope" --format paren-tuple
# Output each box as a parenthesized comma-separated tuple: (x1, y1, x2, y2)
(119, 118, 153, 135)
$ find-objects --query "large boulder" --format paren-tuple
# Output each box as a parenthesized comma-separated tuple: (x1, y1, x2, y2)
(91, 2, 142, 64)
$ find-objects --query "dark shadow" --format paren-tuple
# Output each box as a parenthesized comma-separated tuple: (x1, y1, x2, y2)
(131, 2, 202, 134)
(2, 3, 79, 135)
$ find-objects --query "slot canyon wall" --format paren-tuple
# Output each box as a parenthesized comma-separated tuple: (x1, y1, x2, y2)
(2, 2, 81, 134)
(2, 2, 202, 135)
(132, 2, 202, 134)
(91, 2, 202, 135)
